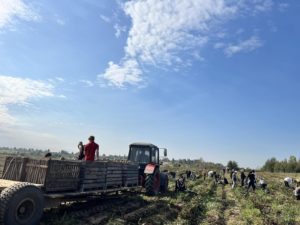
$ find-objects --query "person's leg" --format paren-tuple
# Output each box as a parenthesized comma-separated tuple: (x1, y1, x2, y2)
(252, 182, 256, 191)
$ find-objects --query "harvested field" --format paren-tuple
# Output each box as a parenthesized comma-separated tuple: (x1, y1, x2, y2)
(39, 170, 300, 225)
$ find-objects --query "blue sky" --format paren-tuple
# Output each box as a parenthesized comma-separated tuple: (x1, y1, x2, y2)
(0, 0, 299, 168)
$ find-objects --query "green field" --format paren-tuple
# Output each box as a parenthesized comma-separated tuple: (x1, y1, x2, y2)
(40, 167, 300, 225)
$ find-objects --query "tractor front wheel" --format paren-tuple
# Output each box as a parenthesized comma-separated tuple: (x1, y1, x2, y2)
(145, 169, 160, 195)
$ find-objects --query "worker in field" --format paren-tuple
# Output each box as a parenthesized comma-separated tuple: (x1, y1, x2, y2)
(294, 186, 300, 200)
(208, 170, 214, 178)
(186, 170, 192, 179)
(230, 169, 234, 182)
(232, 171, 237, 189)
(258, 178, 267, 190)
(77, 141, 85, 160)
(223, 177, 229, 185)
(203, 169, 207, 180)
(284, 177, 293, 187)
(175, 175, 186, 192)
(215, 173, 221, 183)
(240, 170, 246, 187)
(247, 170, 256, 191)
(84, 135, 99, 161)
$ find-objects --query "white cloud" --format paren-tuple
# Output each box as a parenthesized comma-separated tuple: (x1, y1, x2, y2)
(0, 105, 15, 125)
(100, 59, 142, 87)
(55, 77, 64, 82)
(100, 0, 276, 87)
(114, 23, 126, 38)
(100, 14, 111, 23)
(0, 75, 54, 125)
(0, 0, 40, 29)
(224, 36, 263, 57)
(80, 79, 94, 87)
(253, 0, 273, 13)
(214, 42, 225, 49)
(278, 3, 289, 12)
(54, 15, 66, 26)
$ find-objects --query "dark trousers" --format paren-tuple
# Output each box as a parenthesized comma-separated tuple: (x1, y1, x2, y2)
(241, 178, 245, 186)
(248, 181, 255, 190)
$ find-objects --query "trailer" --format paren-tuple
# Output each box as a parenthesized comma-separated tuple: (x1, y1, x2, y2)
(0, 142, 168, 225)
(0, 156, 139, 225)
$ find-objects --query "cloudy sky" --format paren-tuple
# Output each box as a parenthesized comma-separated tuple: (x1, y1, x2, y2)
(0, 0, 299, 168)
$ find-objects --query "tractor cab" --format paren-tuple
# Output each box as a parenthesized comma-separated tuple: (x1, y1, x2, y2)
(128, 143, 168, 195)
(128, 143, 159, 171)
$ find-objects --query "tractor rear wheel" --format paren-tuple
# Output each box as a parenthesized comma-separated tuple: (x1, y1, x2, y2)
(145, 169, 160, 195)
(160, 173, 169, 193)
(0, 183, 44, 225)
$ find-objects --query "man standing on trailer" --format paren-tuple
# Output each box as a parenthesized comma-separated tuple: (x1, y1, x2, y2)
(84, 135, 99, 161)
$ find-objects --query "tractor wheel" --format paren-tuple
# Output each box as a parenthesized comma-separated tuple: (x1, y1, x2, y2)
(160, 173, 169, 193)
(145, 169, 160, 195)
(0, 183, 44, 225)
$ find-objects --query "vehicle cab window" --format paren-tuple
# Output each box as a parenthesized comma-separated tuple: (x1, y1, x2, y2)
(151, 148, 159, 164)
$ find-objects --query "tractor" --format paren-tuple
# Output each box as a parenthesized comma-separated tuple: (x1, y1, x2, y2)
(127, 143, 168, 195)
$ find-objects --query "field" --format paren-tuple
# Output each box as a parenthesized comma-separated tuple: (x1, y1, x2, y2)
(40, 164, 300, 225)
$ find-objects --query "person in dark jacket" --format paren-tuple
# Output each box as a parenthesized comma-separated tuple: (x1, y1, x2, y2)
(294, 186, 300, 200)
(175, 175, 186, 192)
(247, 170, 256, 191)
(241, 170, 246, 187)
(77, 141, 85, 160)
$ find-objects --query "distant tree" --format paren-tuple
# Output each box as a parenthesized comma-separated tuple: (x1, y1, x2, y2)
(262, 157, 277, 172)
(227, 160, 239, 170)
(262, 155, 300, 173)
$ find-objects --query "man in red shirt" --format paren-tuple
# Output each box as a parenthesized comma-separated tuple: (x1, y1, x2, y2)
(84, 136, 99, 161)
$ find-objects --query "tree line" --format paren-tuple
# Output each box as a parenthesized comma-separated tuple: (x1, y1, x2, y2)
(262, 156, 300, 173)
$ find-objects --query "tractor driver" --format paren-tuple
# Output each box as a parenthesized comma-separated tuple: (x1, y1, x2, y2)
(84, 136, 99, 161)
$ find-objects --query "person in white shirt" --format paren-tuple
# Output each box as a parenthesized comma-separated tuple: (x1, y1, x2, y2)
(284, 177, 293, 187)
(259, 178, 267, 190)
(231, 171, 237, 189)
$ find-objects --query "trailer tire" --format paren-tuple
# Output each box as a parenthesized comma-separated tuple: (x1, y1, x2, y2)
(145, 169, 160, 195)
(0, 183, 44, 225)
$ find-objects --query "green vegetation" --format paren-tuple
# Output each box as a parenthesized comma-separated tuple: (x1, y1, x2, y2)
(262, 155, 300, 173)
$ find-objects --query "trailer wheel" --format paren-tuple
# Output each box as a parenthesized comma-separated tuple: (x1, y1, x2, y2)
(145, 169, 160, 195)
(0, 183, 44, 225)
